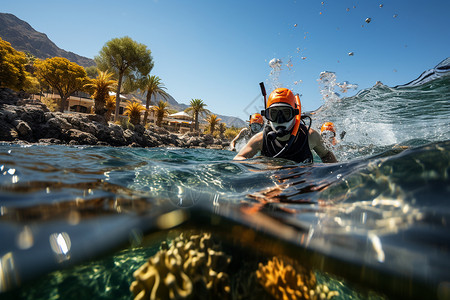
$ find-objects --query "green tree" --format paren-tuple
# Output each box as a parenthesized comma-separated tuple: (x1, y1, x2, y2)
(105, 95, 116, 122)
(95, 36, 153, 122)
(34, 57, 88, 112)
(218, 122, 227, 138)
(205, 114, 222, 136)
(23, 75, 40, 94)
(140, 75, 170, 125)
(150, 100, 170, 127)
(0, 37, 28, 90)
(185, 98, 210, 132)
(84, 71, 117, 116)
(124, 100, 144, 125)
(85, 66, 99, 79)
(224, 126, 242, 140)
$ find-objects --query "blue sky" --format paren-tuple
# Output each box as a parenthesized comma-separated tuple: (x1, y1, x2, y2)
(3, 0, 449, 121)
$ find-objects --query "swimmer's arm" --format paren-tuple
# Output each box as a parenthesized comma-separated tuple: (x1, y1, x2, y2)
(309, 129, 338, 163)
(230, 128, 248, 149)
(319, 150, 338, 163)
(233, 132, 263, 160)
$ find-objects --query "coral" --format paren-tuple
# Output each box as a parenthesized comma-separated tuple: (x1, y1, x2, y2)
(257, 256, 321, 300)
(310, 284, 340, 300)
(130, 232, 231, 300)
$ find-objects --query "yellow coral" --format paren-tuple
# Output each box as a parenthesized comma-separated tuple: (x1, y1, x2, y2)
(130, 232, 231, 300)
(256, 256, 317, 300)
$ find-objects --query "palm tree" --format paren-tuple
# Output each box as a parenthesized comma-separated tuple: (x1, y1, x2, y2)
(185, 98, 210, 132)
(141, 75, 170, 125)
(84, 71, 117, 116)
(218, 123, 227, 138)
(124, 100, 144, 125)
(206, 114, 222, 136)
(105, 95, 116, 122)
(150, 100, 170, 127)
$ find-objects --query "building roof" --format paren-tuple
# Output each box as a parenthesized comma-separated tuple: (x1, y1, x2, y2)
(108, 91, 127, 99)
(168, 111, 192, 120)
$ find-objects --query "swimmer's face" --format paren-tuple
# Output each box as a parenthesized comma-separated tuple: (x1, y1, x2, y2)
(321, 130, 335, 140)
(250, 123, 263, 133)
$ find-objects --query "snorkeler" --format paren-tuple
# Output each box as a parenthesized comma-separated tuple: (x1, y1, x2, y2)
(320, 122, 346, 149)
(230, 113, 264, 151)
(234, 88, 337, 163)
(321, 122, 338, 146)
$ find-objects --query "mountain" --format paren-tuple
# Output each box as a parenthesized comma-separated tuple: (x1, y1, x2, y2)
(0, 12, 246, 127)
(0, 13, 95, 67)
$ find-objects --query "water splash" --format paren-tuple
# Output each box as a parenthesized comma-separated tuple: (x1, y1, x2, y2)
(317, 71, 358, 104)
(268, 58, 283, 90)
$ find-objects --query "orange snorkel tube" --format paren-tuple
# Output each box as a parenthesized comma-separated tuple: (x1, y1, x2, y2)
(290, 94, 301, 138)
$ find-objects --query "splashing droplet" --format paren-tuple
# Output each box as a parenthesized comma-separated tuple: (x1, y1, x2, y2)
(269, 58, 282, 69)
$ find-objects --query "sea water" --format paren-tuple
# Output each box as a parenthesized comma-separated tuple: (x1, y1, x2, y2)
(0, 71, 449, 299)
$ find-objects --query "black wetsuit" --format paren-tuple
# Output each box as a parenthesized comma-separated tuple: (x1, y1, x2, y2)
(261, 123, 313, 163)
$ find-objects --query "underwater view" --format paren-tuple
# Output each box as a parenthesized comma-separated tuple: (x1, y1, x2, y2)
(1, 66, 449, 299)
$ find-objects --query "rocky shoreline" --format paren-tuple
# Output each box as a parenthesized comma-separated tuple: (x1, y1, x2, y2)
(0, 88, 231, 150)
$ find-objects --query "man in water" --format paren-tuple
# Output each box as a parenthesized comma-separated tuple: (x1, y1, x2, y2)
(234, 88, 337, 163)
(320, 122, 338, 147)
(320, 121, 346, 149)
(230, 113, 264, 151)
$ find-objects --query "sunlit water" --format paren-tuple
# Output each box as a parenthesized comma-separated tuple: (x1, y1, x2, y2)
(0, 73, 449, 299)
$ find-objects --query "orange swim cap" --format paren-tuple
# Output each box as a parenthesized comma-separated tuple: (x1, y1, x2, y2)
(250, 113, 264, 124)
(321, 122, 336, 133)
(267, 88, 297, 108)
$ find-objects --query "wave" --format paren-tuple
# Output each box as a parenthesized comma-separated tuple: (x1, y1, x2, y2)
(394, 57, 450, 88)
(310, 69, 450, 159)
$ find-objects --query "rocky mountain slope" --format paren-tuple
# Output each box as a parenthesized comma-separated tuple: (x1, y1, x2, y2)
(0, 13, 95, 67)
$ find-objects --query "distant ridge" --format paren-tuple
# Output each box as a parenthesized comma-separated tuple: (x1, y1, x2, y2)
(129, 93, 246, 128)
(0, 12, 246, 127)
(0, 12, 95, 67)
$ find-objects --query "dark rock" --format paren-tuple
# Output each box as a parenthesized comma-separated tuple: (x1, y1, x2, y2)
(0, 88, 19, 105)
(0, 88, 231, 149)
(38, 138, 62, 144)
(66, 129, 98, 145)
(0, 121, 17, 141)
(14, 120, 33, 139)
